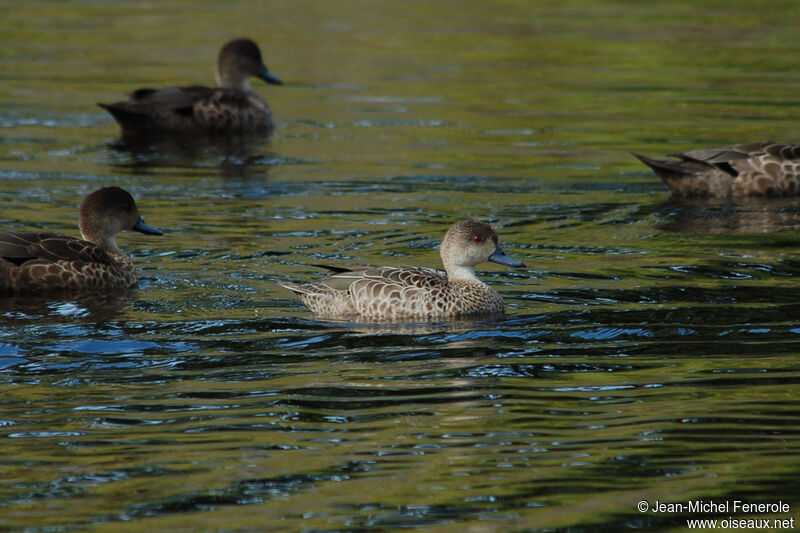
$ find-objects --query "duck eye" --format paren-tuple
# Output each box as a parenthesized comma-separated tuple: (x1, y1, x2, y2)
(472, 235, 482, 243)
(121, 203, 131, 211)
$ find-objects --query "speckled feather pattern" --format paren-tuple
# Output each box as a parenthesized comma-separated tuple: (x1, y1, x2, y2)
(281, 266, 505, 320)
(0, 246, 137, 292)
(101, 88, 273, 136)
(636, 141, 800, 197)
(194, 91, 272, 133)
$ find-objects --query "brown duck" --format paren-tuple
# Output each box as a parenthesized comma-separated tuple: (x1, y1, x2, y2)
(98, 38, 282, 137)
(635, 141, 800, 197)
(278, 220, 526, 321)
(0, 187, 163, 293)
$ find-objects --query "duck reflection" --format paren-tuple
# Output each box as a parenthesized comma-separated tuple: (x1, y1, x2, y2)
(0, 290, 135, 324)
(292, 314, 507, 337)
(105, 133, 274, 179)
(658, 196, 800, 234)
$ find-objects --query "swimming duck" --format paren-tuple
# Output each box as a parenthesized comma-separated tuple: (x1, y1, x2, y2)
(278, 220, 526, 320)
(634, 142, 800, 197)
(98, 38, 282, 137)
(0, 187, 163, 293)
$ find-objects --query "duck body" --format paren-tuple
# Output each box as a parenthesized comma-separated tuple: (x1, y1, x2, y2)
(98, 85, 275, 136)
(281, 265, 507, 320)
(0, 232, 137, 292)
(635, 141, 800, 197)
(98, 38, 282, 138)
(279, 220, 526, 321)
(0, 187, 163, 293)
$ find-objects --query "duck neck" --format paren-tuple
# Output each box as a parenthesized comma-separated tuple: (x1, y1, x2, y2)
(80, 227, 122, 255)
(444, 263, 479, 282)
(216, 69, 251, 91)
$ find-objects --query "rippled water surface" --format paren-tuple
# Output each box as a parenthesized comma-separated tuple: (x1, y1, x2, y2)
(2, 1, 800, 531)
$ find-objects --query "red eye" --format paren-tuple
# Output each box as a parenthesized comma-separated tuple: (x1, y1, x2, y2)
(472, 235, 482, 243)
(121, 203, 131, 211)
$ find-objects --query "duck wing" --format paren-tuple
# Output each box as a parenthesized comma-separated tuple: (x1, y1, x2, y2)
(99, 86, 216, 118)
(661, 141, 800, 176)
(0, 232, 114, 266)
(315, 265, 447, 291)
(103, 86, 255, 115)
(676, 142, 800, 164)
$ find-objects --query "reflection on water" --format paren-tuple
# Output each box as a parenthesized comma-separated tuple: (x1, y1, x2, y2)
(2, 0, 800, 531)
(0, 290, 135, 324)
(659, 197, 800, 234)
(106, 134, 276, 180)
(283, 314, 511, 337)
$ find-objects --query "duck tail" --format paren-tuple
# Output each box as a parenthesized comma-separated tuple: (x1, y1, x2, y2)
(632, 152, 689, 180)
(98, 102, 141, 121)
(97, 102, 158, 136)
(310, 264, 351, 274)
(276, 281, 317, 297)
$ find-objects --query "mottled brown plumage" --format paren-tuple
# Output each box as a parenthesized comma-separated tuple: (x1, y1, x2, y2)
(98, 38, 282, 137)
(635, 142, 800, 197)
(0, 187, 163, 293)
(278, 220, 526, 321)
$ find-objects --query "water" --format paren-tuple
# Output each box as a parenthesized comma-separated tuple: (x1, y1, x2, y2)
(2, 1, 800, 531)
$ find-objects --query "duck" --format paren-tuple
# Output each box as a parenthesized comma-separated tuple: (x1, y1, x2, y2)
(278, 220, 526, 320)
(634, 141, 800, 197)
(0, 187, 163, 293)
(98, 38, 282, 138)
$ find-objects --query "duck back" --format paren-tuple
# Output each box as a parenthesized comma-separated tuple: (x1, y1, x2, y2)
(0, 232, 136, 292)
(99, 86, 273, 137)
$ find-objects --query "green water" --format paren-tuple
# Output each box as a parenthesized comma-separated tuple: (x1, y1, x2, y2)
(2, 1, 800, 531)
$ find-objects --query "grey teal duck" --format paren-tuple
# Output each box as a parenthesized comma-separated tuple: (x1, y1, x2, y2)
(278, 220, 526, 320)
(635, 141, 800, 197)
(98, 38, 282, 137)
(0, 187, 163, 293)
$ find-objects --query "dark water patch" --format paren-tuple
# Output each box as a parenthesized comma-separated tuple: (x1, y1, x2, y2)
(0, 356, 27, 370)
(522, 285, 800, 306)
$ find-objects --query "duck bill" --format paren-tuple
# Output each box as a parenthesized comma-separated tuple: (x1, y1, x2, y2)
(489, 244, 525, 268)
(132, 216, 164, 236)
(258, 65, 283, 85)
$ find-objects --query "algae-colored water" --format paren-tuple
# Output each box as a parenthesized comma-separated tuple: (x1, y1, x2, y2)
(1, 1, 800, 531)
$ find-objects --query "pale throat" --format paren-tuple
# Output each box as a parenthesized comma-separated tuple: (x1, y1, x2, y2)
(81, 229, 122, 254)
(444, 263, 479, 281)
(216, 71, 251, 91)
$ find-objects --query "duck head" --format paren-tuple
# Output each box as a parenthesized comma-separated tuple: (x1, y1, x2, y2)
(79, 187, 163, 252)
(215, 38, 282, 91)
(439, 220, 525, 281)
